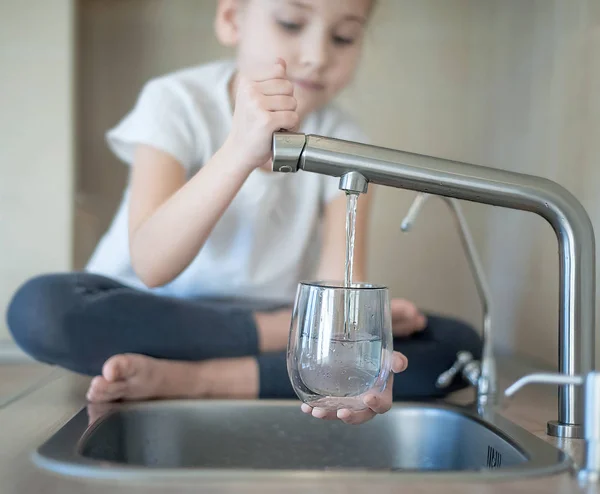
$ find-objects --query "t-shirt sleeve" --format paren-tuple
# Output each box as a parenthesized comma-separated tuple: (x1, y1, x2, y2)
(106, 79, 196, 170)
(321, 115, 370, 205)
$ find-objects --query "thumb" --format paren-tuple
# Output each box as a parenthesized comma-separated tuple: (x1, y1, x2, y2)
(275, 57, 287, 74)
(391, 351, 408, 373)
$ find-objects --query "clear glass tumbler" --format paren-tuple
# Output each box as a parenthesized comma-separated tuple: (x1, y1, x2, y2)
(287, 281, 393, 411)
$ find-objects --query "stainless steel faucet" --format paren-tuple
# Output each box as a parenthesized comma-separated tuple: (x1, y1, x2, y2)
(400, 193, 496, 408)
(272, 132, 596, 439)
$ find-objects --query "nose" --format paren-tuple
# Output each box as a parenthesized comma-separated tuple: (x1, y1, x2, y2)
(300, 31, 329, 71)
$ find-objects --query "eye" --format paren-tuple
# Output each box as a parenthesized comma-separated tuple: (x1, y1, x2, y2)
(332, 35, 355, 46)
(277, 20, 303, 33)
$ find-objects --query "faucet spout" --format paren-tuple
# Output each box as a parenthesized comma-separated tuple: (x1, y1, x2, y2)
(272, 132, 596, 438)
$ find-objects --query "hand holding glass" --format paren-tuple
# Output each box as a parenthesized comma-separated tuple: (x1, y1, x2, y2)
(287, 282, 394, 411)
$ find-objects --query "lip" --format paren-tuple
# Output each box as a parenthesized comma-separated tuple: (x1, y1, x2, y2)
(292, 78, 326, 91)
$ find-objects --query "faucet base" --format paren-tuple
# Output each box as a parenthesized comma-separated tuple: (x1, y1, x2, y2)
(547, 420, 583, 439)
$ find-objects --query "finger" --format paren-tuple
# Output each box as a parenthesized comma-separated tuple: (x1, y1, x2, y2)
(391, 351, 408, 373)
(262, 95, 297, 112)
(251, 59, 287, 82)
(258, 79, 294, 96)
(362, 372, 395, 416)
(363, 392, 392, 415)
(311, 407, 338, 420)
(271, 111, 300, 132)
(337, 407, 376, 425)
(301, 403, 337, 420)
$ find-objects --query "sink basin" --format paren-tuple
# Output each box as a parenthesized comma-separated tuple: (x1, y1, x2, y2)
(34, 401, 572, 481)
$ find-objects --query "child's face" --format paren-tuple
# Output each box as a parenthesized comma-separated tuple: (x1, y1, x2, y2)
(219, 0, 371, 118)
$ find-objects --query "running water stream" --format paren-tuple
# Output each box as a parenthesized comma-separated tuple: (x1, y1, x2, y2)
(344, 193, 359, 337)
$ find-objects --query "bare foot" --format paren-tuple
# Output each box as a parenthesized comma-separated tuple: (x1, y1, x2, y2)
(391, 298, 427, 338)
(86, 354, 259, 403)
(86, 354, 207, 403)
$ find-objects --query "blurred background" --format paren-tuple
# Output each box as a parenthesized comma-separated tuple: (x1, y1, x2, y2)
(1, 0, 598, 367)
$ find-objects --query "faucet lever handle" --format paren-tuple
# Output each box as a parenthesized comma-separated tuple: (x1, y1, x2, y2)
(504, 372, 584, 398)
(436, 351, 475, 389)
(272, 132, 306, 173)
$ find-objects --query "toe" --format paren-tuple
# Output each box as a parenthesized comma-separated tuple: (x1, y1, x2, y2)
(86, 377, 105, 402)
(102, 354, 136, 382)
(86, 376, 128, 403)
(392, 299, 413, 316)
(88, 383, 128, 403)
(86, 376, 107, 400)
(405, 303, 424, 329)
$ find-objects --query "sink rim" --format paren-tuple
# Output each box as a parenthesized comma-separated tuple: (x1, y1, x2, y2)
(33, 400, 574, 483)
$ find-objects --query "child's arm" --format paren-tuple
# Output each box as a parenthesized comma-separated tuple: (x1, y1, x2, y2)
(128, 61, 298, 287)
(128, 142, 252, 287)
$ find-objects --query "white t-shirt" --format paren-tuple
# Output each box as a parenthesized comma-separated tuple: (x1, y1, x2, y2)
(86, 59, 367, 304)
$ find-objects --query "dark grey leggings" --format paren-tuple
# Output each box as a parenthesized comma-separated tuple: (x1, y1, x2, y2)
(5, 273, 482, 400)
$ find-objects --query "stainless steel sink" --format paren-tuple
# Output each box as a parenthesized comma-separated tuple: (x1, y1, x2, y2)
(33, 400, 572, 481)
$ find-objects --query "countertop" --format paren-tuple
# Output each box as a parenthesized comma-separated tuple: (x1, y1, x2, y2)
(0, 358, 597, 494)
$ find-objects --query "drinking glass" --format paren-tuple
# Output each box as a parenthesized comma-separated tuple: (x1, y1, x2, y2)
(287, 281, 393, 411)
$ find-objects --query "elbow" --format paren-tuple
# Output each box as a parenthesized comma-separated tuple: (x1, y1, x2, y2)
(129, 243, 172, 289)
(131, 260, 168, 289)
(138, 273, 166, 290)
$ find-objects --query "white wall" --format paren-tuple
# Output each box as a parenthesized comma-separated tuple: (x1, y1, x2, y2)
(0, 1, 75, 340)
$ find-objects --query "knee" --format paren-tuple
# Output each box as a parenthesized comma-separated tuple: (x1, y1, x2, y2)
(6, 274, 75, 363)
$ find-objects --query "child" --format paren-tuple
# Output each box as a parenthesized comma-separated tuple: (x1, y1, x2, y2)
(7, 0, 481, 425)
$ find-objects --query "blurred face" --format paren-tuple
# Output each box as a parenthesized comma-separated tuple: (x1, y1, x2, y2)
(219, 0, 371, 118)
